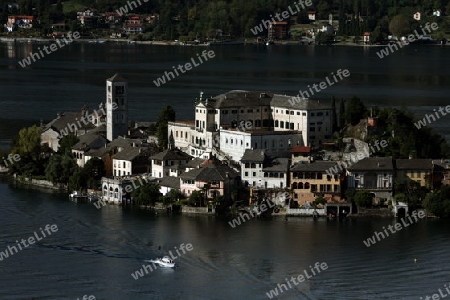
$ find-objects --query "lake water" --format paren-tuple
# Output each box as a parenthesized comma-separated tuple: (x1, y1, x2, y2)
(1, 179, 450, 299)
(0, 42, 449, 299)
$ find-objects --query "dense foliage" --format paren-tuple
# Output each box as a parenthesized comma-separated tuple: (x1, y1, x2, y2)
(2, 0, 449, 39)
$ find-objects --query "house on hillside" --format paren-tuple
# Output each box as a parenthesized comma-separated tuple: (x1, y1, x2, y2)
(268, 21, 288, 40)
(5, 15, 34, 32)
(113, 147, 150, 176)
(124, 16, 144, 34)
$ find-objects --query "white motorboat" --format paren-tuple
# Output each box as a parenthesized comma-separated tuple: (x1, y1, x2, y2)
(147, 256, 175, 268)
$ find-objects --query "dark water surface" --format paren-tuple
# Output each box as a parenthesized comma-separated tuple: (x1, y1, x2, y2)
(1, 180, 450, 299)
(0, 42, 449, 299)
(0, 43, 449, 132)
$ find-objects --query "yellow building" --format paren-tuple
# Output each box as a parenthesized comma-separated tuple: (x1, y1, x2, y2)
(395, 159, 433, 189)
(290, 161, 343, 206)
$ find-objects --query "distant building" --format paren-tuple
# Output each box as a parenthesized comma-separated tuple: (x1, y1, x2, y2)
(113, 147, 150, 176)
(5, 15, 33, 32)
(308, 11, 316, 21)
(433, 10, 441, 17)
(123, 16, 144, 34)
(363, 32, 371, 44)
(268, 21, 288, 40)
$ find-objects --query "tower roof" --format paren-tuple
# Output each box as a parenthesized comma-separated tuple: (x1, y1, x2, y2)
(107, 73, 127, 82)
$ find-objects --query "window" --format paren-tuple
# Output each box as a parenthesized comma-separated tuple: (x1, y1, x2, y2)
(245, 163, 249, 168)
(297, 112, 300, 115)
(275, 120, 279, 127)
(290, 111, 294, 115)
(176, 131, 178, 137)
(290, 123, 294, 130)
(280, 121, 284, 128)
(252, 172, 256, 176)
(311, 112, 315, 116)
(310, 127, 315, 132)
(232, 110, 237, 114)
(317, 112, 323, 116)
(240, 109, 244, 113)
(247, 109, 253, 113)
(286, 110, 289, 115)
(123, 162, 126, 168)
(302, 112, 306, 116)
(244, 172, 248, 176)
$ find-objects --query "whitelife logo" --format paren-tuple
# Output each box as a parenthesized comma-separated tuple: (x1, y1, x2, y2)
(414, 105, 450, 130)
(288, 69, 350, 106)
(363, 211, 426, 247)
(376, 22, 439, 59)
(265, 262, 328, 298)
(18, 32, 81, 67)
(0, 224, 58, 261)
(250, 0, 313, 35)
(153, 50, 215, 87)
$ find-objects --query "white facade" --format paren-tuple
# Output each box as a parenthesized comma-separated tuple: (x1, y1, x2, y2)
(219, 129, 303, 162)
(271, 105, 332, 147)
(168, 90, 332, 161)
(106, 74, 128, 141)
(113, 159, 132, 176)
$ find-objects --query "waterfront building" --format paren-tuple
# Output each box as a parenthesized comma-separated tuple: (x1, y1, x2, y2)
(347, 157, 394, 201)
(290, 161, 343, 206)
(179, 160, 239, 198)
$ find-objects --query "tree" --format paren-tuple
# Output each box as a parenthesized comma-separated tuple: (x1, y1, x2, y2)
(156, 106, 176, 150)
(12, 125, 42, 160)
(339, 98, 346, 128)
(132, 182, 161, 206)
(423, 186, 450, 217)
(45, 153, 78, 185)
(345, 96, 367, 126)
(354, 190, 373, 207)
(58, 134, 79, 155)
(82, 157, 105, 189)
(189, 190, 203, 206)
(331, 97, 337, 133)
(389, 15, 411, 38)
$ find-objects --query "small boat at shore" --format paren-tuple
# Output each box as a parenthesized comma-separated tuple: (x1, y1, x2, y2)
(146, 256, 175, 268)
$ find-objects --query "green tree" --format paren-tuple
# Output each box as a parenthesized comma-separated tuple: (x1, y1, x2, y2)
(345, 96, 367, 126)
(45, 153, 78, 185)
(82, 157, 105, 189)
(423, 186, 450, 217)
(339, 98, 346, 128)
(331, 96, 337, 133)
(58, 134, 79, 155)
(189, 190, 203, 206)
(388, 14, 411, 37)
(156, 106, 176, 150)
(132, 182, 161, 206)
(354, 190, 373, 207)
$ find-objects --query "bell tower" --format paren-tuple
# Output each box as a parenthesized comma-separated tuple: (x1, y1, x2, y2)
(106, 73, 128, 141)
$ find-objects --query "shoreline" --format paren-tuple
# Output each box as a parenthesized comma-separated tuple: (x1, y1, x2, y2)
(1, 36, 448, 47)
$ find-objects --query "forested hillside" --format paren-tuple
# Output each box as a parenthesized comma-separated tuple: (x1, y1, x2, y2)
(1, 0, 449, 40)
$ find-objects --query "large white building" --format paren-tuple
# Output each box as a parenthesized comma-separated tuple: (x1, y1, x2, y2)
(168, 90, 333, 162)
